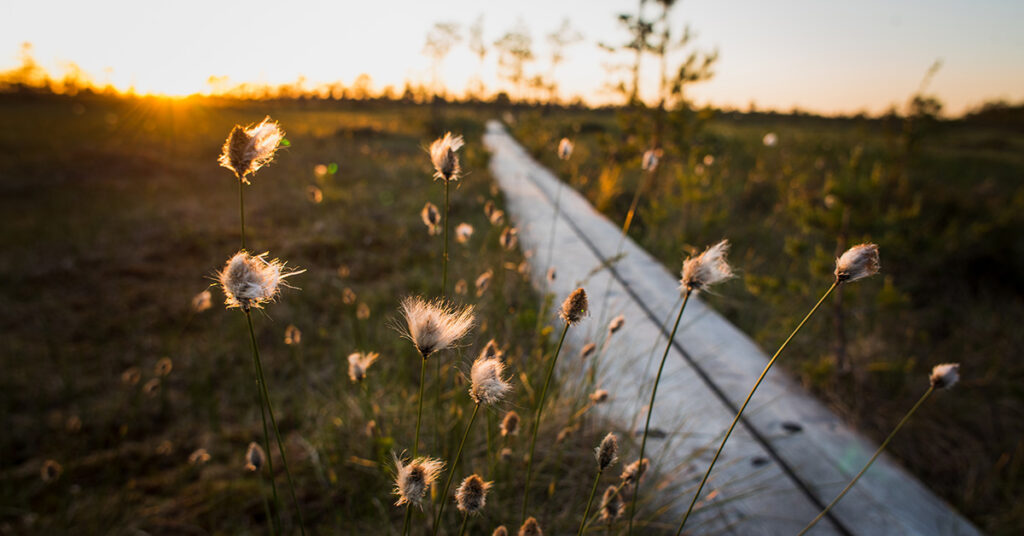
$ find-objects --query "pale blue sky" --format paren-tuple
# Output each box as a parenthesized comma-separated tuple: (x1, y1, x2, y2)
(2, 0, 1021, 114)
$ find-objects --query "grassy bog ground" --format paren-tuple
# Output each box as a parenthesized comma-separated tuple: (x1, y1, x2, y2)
(0, 96, 621, 534)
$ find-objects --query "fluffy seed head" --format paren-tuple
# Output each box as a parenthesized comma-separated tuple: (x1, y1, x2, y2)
(600, 485, 623, 524)
(455, 474, 492, 515)
(519, 517, 543, 536)
(456, 223, 474, 244)
(394, 455, 445, 508)
(348, 352, 380, 383)
(493, 527, 508, 536)
(192, 289, 212, 312)
(608, 315, 625, 335)
(930, 363, 960, 389)
(642, 148, 662, 172)
(470, 357, 512, 406)
(560, 288, 589, 325)
(430, 132, 464, 181)
(245, 442, 266, 472)
(596, 433, 619, 470)
(500, 411, 520, 437)
(500, 226, 518, 251)
(475, 270, 493, 297)
(399, 297, 475, 358)
(421, 202, 441, 235)
(558, 138, 573, 161)
(681, 240, 733, 292)
(217, 251, 302, 311)
(590, 389, 609, 404)
(580, 342, 597, 360)
(284, 324, 301, 345)
(218, 117, 285, 183)
(40, 460, 62, 483)
(489, 209, 505, 226)
(154, 357, 173, 377)
(620, 458, 649, 488)
(189, 448, 211, 466)
(835, 243, 881, 283)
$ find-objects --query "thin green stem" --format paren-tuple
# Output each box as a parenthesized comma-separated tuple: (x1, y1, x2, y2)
(238, 176, 246, 250)
(435, 357, 442, 456)
(577, 469, 604, 536)
(797, 385, 935, 536)
(402, 505, 412, 536)
(414, 357, 427, 458)
(257, 474, 277, 536)
(676, 280, 839, 535)
(442, 179, 450, 297)
(433, 404, 481, 536)
(245, 312, 280, 533)
(522, 321, 571, 522)
(458, 513, 470, 536)
(627, 289, 691, 535)
(246, 312, 308, 536)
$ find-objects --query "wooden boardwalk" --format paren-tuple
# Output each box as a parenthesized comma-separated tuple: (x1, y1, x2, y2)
(483, 121, 982, 536)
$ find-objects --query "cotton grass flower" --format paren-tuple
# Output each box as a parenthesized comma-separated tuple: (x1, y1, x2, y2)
(620, 458, 649, 489)
(469, 357, 512, 406)
(394, 455, 445, 508)
(192, 289, 212, 312)
(357, 302, 371, 320)
(519, 517, 543, 536)
(560, 288, 589, 325)
(590, 389, 609, 404)
(399, 297, 475, 358)
(500, 411, 520, 437)
(558, 138, 574, 161)
(155, 357, 173, 377)
(455, 279, 468, 295)
(475, 270, 493, 298)
(456, 223, 474, 244)
(642, 148, 662, 172)
(40, 460, 62, 483)
(608, 315, 625, 335)
(930, 363, 960, 389)
(455, 474, 492, 515)
(681, 240, 733, 292)
(834, 243, 881, 283)
(348, 352, 380, 383)
(493, 527, 508, 536)
(597, 433, 619, 471)
(422, 202, 441, 235)
(284, 324, 302, 345)
(188, 448, 211, 466)
(481, 339, 502, 360)
(546, 267, 557, 283)
(600, 486, 624, 525)
(244, 442, 266, 472)
(121, 366, 141, 386)
(218, 117, 285, 183)
(217, 251, 302, 311)
(430, 132, 464, 181)
(489, 209, 505, 226)
(580, 342, 596, 360)
(500, 226, 518, 250)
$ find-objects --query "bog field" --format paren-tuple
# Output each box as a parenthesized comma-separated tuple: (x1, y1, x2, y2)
(0, 94, 1022, 535)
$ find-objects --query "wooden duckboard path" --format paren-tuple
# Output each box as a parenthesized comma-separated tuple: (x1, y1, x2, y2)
(483, 120, 981, 536)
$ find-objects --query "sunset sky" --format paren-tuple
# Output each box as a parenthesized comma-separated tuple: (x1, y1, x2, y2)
(2, 0, 1021, 114)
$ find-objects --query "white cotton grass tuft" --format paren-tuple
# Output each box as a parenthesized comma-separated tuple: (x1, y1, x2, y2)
(681, 240, 733, 292)
(421, 202, 441, 235)
(558, 138, 574, 161)
(580, 342, 597, 360)
(456, 222, 474, 244)
(642, 148, 662, 172)
(430, 132, 464, 181)
(218, 117, 285, 183)
(608, 314, 625, 335)
(600, 485, 624, 525)
(834, 243, 881, 283)
(244, 442, 266, 472)
(455, 474, 492, 515)
(500, 226, 518, 251)
(560, 287, 589, 325)
(217, 251, 303, 311)
(469, 356, 512, 406)
(596, 432, 619, 471)
(347, 352, 380, 383)
(620, 458, 649, 489)
(930, 363, 960, 389)
(192, 289, 212, 312)
(398, 296, 475, 358)
(475, 270, 493, 298)
(393, 455, 445, 508)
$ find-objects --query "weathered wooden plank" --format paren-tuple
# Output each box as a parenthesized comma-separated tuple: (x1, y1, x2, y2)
(483, 121, 981, 536)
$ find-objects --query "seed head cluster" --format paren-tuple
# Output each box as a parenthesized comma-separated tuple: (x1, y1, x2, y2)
(399, 297, 475, 358)
(218, 117, 285, 183)
(834, 243, 881, 283)
(393, 455, 444, 508)
(560, 287, 589, 325)
(347, 352, 380, 383)
(430, 132, 464, 181)
(470, 356, 512, 406)
(681, 240, 733, 292)
(455, 474, 492, 515)
(217, 251, 302, 311)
